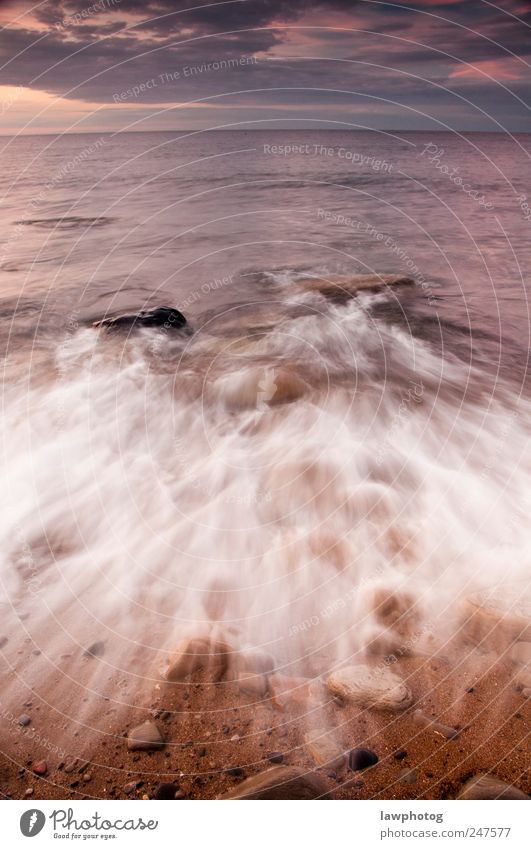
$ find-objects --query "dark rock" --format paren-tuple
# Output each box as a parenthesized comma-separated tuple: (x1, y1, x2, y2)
(18, 714, 31, 727)
(197, 746, 207, 757)
(226, 767, 245, 777)
(218, 766, 330, 799)
(349, 748, 379, 771)
(127, 721, 164, 751)
(94, 307, 187, 332)
(267, 751, 284, 764)
(154, 782, 180, 799)
(394, 750, 408, 760)
(84, 641, 105, 657)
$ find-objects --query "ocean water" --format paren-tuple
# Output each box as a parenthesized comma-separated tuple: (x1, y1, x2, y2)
(1, 130, 531, 720)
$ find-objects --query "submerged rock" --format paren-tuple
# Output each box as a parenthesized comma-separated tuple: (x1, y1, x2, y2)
(93, 306, 187, 332)
(218, 766, 330, 799)
(127, 721, 164, 751)
(461, 587, 531, 649)
(165, 637, 235, 683)
(297, 274, 414, 298)
(326, 664, 413, 711)
(237, 671, 269, 699)
(458, 774, 528, 800)
(304, 730, 346, 770)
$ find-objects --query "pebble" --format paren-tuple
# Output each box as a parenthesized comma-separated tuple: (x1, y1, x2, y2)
(154, 782, 180, 799)
(413, 709, 459, 739)
(218, 766, 330, 799)
(304, 730, 346, 770)
(123, 781, 141, 794)
(398, 768, 417, 784)
(24, 788, 33, 797)
(84, 641, 105, 657)
(230, 734, 240, 742)
(127, 721, 165, 751)
(64, 760, 79, 773)
(349, 748, 379, 771)
(32, 760, 47, 776)
(394, 750, 408, 760)
(226, 767, 245, 777)
(326, 665, 413, 711)
(458, 774, 528, 800)
(238, 671, 269, 699)
(18, 714, 31, 727)
(267, 752, 284, 764)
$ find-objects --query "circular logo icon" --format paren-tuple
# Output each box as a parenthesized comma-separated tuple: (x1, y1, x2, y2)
(20, 809, 46, 837)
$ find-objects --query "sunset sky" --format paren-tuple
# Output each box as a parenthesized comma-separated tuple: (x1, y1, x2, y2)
(0, 0, 529, 134)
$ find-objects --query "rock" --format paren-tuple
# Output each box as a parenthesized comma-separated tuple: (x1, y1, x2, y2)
(221, 367, 308, 412)
(154, 782, 180, 799)
(394, 750, 408, 760)
(165, 637, 234, 683)
(94, 306, 187, 332)
(412, 709, 459, 740)
(461, 587, 531, 650)
(238, 671, 269, 699)
(326, 665, 413, 711)
(515, 667, 531, 689)
(226, 767, 245, 777)
(509, 641, 531, 666)
(64, 759, 79, 773)
(297, 274, 414, 298)
(269, 674, 325, 709)
(18, 714, 31, 727)
(304, 730, 346, 770)
(123, 780, 141, 793)
(348, 748, 379, 771)
(522, 687, 531, 699)
(398, 768, 417, 784)
(24, 788, 33, 797)
(218, 766, 330, 799)
(458, 774, 528, 800)
(84, 641, 105, 657)
(127, 721, 164, 751)
(239, 649, 276, 675)
(32, 760, 47, 776)
(266, 752, 284, 764)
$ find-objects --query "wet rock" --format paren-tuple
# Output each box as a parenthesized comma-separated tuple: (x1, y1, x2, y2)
(458, 774, 528, 800)
(123, 780, 141, 794)
(269, 674, 325, 709)
(32, 760, 47, 776)
(297, 274, 414, 298)
(461, 587, 531, 649)
(522, 687, 531, 699)
(239, 649, 276, 675)
(18, 714, 31, 727)
(266, 752, 284, 764)
(165, 637, 234, 683)
(326, 665, 413, 711)
(348, 748, 379, 771)
(94, 307, 187, 332)
(222, 367, 308, 412)
(398, 768, 417, 784)
(412, 709, 459, 740)
(84, 641, 105, 657)
(218, 766, 330, 799)
(509, 641, 531, 666)
(64, 759, 79, 774)
(394, 750, 408, 760)
(226, 767, 245, 777)
(304, 731, 346, 770)
(127, 721, 164, 752)
(515, 668, 531, 690)
(154, 782, 180, 799)
(238, 671, 269, 699)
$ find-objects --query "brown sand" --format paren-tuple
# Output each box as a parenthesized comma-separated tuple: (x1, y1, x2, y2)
(1, 648, 529, 801)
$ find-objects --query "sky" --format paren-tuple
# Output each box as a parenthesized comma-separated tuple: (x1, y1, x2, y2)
(0, 0, 529, 134)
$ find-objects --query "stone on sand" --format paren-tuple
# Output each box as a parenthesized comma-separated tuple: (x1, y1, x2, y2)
(412, 709, 459, 740)
(165, 637, 235, 683)
(458, 774, 528, 800)
(237, 671, 269, 698)
(303, 730, 346, 770)
(461, 587, 531, 649)
(326, 664, 413, 711)
(127, 721, 164, 752)
(218, 766, 330, 799)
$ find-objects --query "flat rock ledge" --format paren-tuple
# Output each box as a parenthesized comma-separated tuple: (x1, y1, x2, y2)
(326, 664, 413, 711)
(458, 774, 528, 800)
(297, 274, 414, 298)
(218, 766, 330, 799)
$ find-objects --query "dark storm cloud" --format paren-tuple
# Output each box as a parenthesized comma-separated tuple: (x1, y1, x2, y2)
(0, 0, 529, 130)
